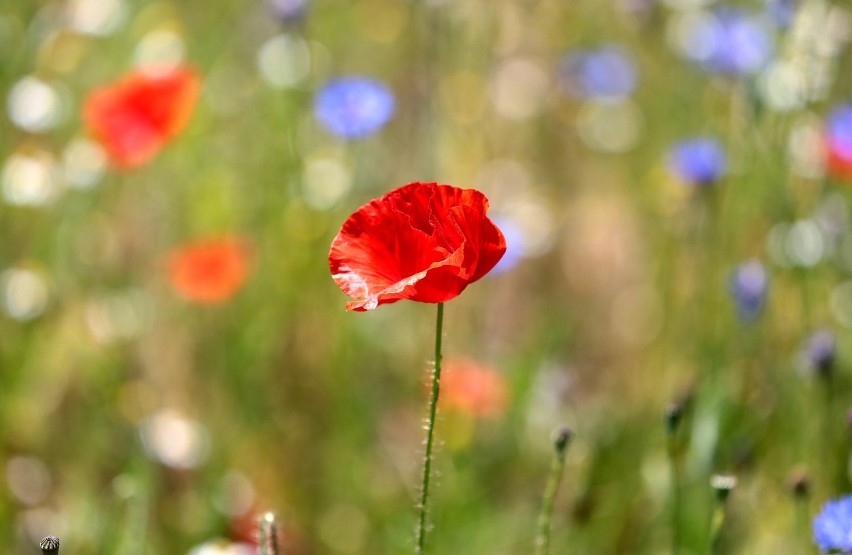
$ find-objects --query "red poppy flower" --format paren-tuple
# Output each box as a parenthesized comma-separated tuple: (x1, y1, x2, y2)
(329, 182, 506, 311)
(83, 65, 200, 168)
(167, 237, 250, 304)
(440, 357, 509, 418)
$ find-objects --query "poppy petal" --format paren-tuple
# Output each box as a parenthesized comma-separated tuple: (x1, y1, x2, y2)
(329, 182, 506, 311)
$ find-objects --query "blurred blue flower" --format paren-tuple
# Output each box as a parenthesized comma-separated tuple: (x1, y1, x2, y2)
(490, 217, 525, 275)
(685, 7, 773, 76)
(764, 0, 800, 28)
(814, 495, 852, 553)
(729, 260, 768, 322)
(267, 0, 309, 23)
(826, 104, 852, 179)
(558, 45, 638, 100)
(803, 329, 836, 377)
(668, 138, 727, 186)
(827, 104, 852, 150)
(314, 77, 395, 139)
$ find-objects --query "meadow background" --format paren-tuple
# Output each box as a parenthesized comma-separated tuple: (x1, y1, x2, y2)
(2, 0, 852, 553)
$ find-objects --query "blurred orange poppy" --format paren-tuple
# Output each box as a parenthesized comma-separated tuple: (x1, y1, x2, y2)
(440, 357, 509, 419)
(167, 237, 251, 304)
(84, 65, 200, 168)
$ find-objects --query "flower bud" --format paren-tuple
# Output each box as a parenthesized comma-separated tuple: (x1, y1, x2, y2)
(39, 536, 59, 554)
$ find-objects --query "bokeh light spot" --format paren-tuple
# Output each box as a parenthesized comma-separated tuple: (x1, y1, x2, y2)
(85, 289, 154, 343)
(134, 28, 186, 72)
(489, 57, 550, 121)
(576, 99, 642, 153)
(7, 76, 62, 132)
(257, 34, 311, 88)
(788, 117, 826, 178)
(140, 409, 209, 469)
(213, 471, 255, 517)
(759, 62, 806, 111)
(301, 156, 352, 210)
(66, 0, 126, 36)
(501, 196, 555, 258)
(2, 151, 60, 207)
(1, 268, 49, 321)
(785, 219, 824, 267)
(62, 137, 107, 189)
(6, 456, 51, 506)
(187, 541, 254, 555)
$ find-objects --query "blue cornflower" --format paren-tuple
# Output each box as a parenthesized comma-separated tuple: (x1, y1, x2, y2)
(267, 0, 309, 23)
(814, 495, 852, 553)
(729, 259, 768, 322)
(828, 104, 852, 150)
(668, 138, 727, 186)
(826, 103, 852, 179)
(764, 0, 800, 28)
(685, 7, 773, 76)
(557, 45, 638, 100)
(314, 77, 395, 139)
(803, 329, 836, 377)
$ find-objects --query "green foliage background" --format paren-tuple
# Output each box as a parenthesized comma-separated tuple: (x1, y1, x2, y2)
(2, 0, 852, 553)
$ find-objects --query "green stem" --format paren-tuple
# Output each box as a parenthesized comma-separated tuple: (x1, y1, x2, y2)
(668, 435, 681, 555)
(795, 496, 808, 551)
(666, 403, 684, 555)
(114, 479, 150, 555)
(709, 475, 736, 555)
(259, 512, 281, 555)
(415, 302, 445, 555)
(535, 428, 571, 555)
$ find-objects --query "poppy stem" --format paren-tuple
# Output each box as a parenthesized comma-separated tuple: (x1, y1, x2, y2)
(534, 427, 571, 555)
(415, 302, 444, 555)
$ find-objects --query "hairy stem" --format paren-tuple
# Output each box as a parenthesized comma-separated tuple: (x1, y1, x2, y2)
(415, 302, 444, 555)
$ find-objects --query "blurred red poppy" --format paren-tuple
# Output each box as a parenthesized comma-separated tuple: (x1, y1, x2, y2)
(329, 182, 506, 311)
(440, 357, 509, 418)
(83, 65, 200, 168)
(168, 237, 250, 304)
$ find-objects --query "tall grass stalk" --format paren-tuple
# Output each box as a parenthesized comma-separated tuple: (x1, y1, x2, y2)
(788, 469, 810, 551)
(666, 404, 684, 555)
(534, 427, 571, 555)
(709, 475, 736, 555)
(415, 302, 445, 555)
(259, 512, 281, 555)
(115, 484, 149, 555)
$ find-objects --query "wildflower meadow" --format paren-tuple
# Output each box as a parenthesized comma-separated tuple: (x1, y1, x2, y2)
(4, 0, 852, 554)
